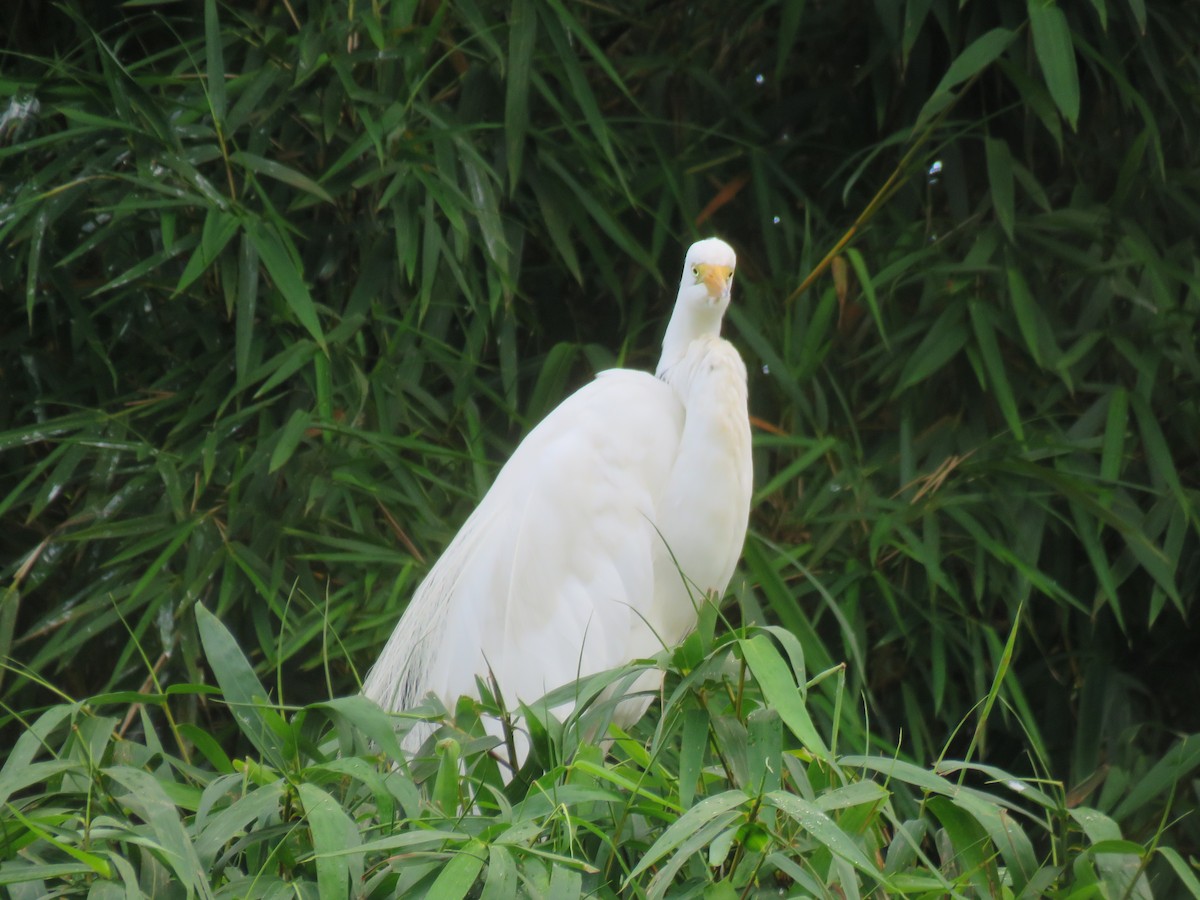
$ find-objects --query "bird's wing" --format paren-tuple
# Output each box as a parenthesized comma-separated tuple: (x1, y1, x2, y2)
(363, 369, 684, 715)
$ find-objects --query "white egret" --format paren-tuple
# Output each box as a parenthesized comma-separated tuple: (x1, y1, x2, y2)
(363, 238, 752, 755)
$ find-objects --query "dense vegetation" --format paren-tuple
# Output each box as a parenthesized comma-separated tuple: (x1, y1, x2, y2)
(2, 0, 1198, 895)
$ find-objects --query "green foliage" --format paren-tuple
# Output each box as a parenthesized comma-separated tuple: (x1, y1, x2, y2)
(2, 606, 1189, 897)
(2, 0, 1199, 892)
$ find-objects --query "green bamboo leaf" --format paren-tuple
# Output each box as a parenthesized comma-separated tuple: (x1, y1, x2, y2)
(537, 6, 629, 198)
(764, 791, 883, 881)
(121, 518, 201, 607)
(195, 779, 285, 869)
(428, 839, 487, 900)
(1005, 264, 1058, 368)
(815, 780, 890, 813)
(1100, 388, 1128, 482)
(739, 633, 829, 757)
(1130, 392, 1190, 516)
(82, 234, 191, 300)
(678, 708, 708, 810)
(250, 339, 318, 397)
(1157, 845, 1200, 896)
(548, 864, 582, 900)
(894, 306, 967, 393)
(1112, 734, 1200, 822)
(176, 209, 238, 295)
(316, 695, 407, 761)
(917, 29, 1016, 126)
(841, 755, 960, 796)
(105, 766, 213, 899)
(984, 136, 1015, 240)
(1069, 500, 1122, 623)
(941, 767, 1042, 885)
(628, 791, 748, 882)
(844, 247, 889, 349)
(968, 300, 1025, 441)
(480, 844, 518, 900)
(24, 206, 48, 324)
(246, 223, 327, 351)
(1069, 808, 1152, 899)
(269, 409, 312, 474)
(968, 600, 1024, 763)
(0, 760, 80, 809)
(925, 796, 1000, 896)
(644, 810, 744, 899)
(775, 1, 806, 79)
(1, 803, 113, 878)
(529, 168, 582, 282)
(1028, 0, 1081, 129)
(747, 707, 782, 794)
(505, 0, 537, 193)
(434, 737, 463, 813)
(1125, 0, 1147, 33)
(235, 230, 260, 382)
(195, 605, 288, 769)
(232, 151, 333, 203)
(0, 862, 102, 885)
(299, 782, 362, 900)
(539, 155, 652, 272)
(204, 0, 226, 120)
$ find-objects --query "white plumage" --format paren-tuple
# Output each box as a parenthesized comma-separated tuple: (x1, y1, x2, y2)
(363, 238, 752, 755)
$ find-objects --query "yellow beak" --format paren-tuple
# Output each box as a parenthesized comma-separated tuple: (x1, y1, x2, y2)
(698, 264, 733, 297)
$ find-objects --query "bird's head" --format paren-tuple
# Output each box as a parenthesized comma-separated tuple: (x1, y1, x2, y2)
(658, 237, 738, 378)
(679, 237, 737, 315)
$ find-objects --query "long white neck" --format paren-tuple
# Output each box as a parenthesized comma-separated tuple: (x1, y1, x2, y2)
(656, 300, 723, 378)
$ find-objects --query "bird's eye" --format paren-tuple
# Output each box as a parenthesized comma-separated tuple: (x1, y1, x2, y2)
(691, 266, 699, 277)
